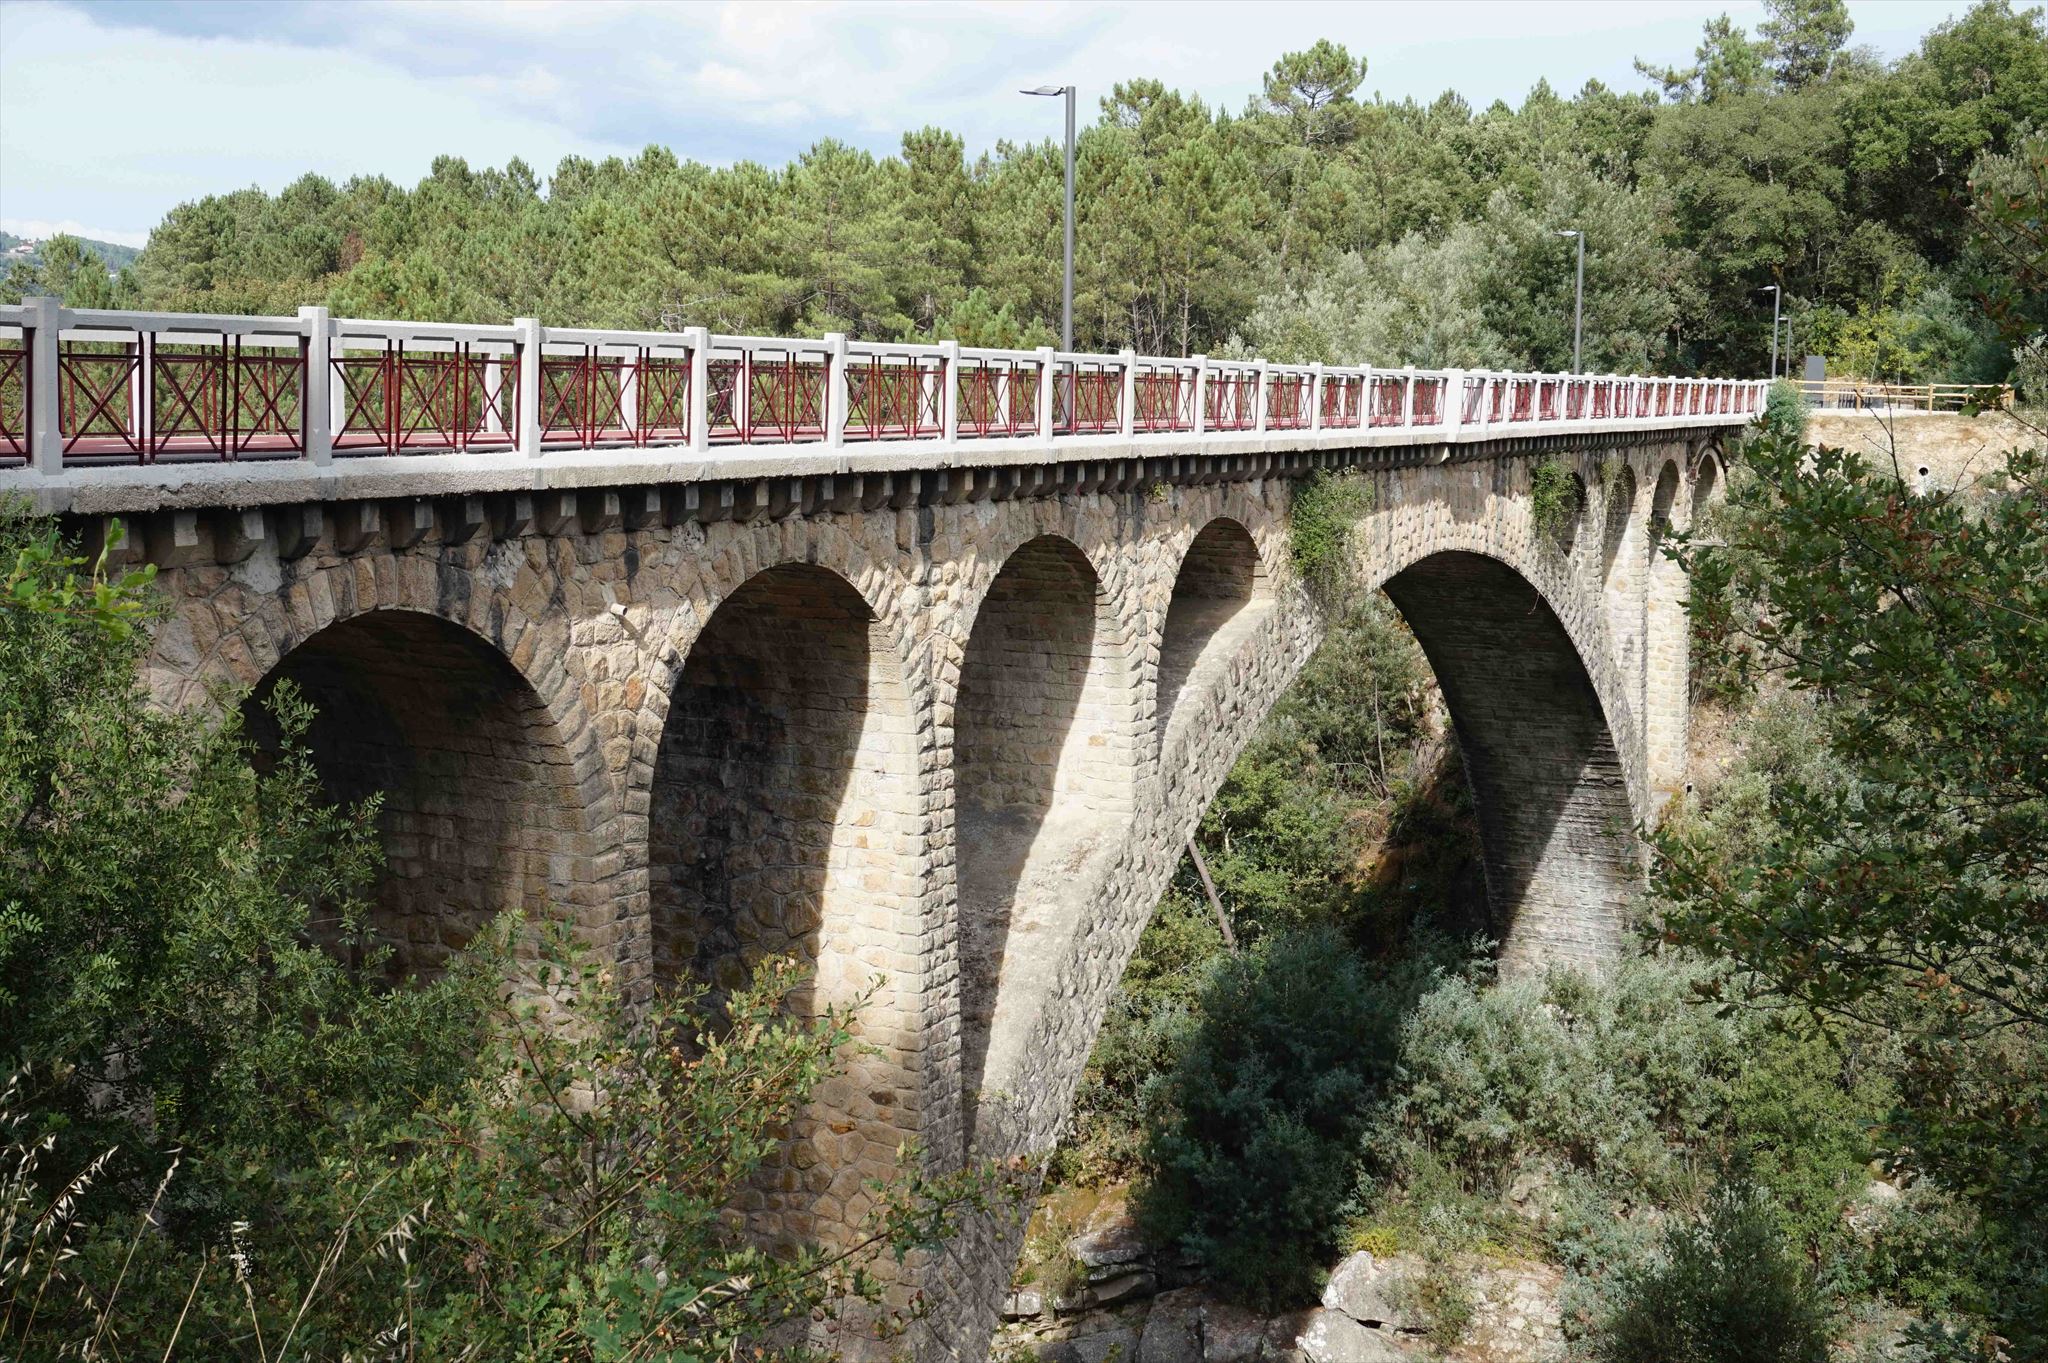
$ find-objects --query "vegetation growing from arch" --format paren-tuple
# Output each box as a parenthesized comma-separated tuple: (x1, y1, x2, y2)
(1530, 456, 1584, 551)
(1287, 468, 1374, 603)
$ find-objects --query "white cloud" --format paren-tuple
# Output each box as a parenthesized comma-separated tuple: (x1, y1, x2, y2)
(1, 0, 1975, 245)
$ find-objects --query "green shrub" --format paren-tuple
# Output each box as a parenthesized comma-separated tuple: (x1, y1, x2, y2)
(1289, 468, 1373, 601)
(1372, 957, 1747, 1201)
(1138, 926, 1409, 1308)
(1594, 1183, 1830, 1363)
(1761, 378, 1807, 442)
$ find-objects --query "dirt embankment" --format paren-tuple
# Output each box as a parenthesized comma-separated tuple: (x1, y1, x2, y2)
(1804, 408, 2040, 491)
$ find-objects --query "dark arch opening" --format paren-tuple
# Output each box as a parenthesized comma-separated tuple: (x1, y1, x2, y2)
(1158, 519, 1269, 739)
(243, 609, 586, 980)
(1381, 551, 1636, 971)
(1691, 456, 1720, 522)
(955, 535, 1133, 1149)
(648, 562, 922, 1243)
(1651, 460, 1681, 543)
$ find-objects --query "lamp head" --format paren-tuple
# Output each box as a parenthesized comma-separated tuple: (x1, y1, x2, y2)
(1554, 229, 1581, 239)
(1021, 85, 1070, 96)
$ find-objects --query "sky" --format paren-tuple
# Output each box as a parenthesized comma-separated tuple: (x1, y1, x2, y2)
(0, 0, 1979, 249)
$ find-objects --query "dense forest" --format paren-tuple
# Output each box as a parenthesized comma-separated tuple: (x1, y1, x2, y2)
(4, 1, 2045, 384)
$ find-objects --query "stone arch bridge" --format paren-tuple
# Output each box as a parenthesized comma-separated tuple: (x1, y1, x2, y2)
(3, 301, 1757, 1357)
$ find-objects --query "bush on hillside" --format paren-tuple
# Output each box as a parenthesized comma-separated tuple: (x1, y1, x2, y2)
(1138, 927, 1417, 1307)
(1593, 1183, 1830, 1363)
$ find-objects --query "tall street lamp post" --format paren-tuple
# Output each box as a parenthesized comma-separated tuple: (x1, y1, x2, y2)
(1554, 229, 1584, 372)
(1762, 284, 1782, 379)
(1022, 84, 1076, 351)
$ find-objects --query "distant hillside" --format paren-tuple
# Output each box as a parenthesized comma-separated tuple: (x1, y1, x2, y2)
(0, 230, 142, 273)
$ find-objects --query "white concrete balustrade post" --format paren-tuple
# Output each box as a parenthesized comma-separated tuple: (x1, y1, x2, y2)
(1254, 359, 1270, 433)
(1442, 369, 1466, 437)
(298, 306, 333, 464)
(1191, 354, 1208, 435)
(940, 340, 961, 444)
(24, 297, 60, 475)
(686, 328, 710, 453)
(514, 317, 543, 457)
(1309, 362, 1326, 432)
(1119, 348, 1137, 438)
(1036, 346, 1056, 440)
(825, 333, 849, 447)
(1402, 365, 1417, 426)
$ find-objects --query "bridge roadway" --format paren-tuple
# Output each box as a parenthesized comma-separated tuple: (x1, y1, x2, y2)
(1, 300, 1762, 1359)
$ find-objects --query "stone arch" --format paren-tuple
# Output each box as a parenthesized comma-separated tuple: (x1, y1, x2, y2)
(954, 533, 1138, 1150)
(242, 606, 597, 979)
(1156, 518, 1271, 744)
(647, 560, 926, 1244)
(1381, 549, 1639, 970)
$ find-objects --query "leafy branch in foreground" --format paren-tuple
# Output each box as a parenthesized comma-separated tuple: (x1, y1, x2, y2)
(1652, 425, 2048, 1351)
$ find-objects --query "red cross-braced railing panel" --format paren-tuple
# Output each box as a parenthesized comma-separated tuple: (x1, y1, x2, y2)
(58, 343, 143, 460)
(1590, 380, 1611, 420)
(0, 343, 27, 464)
(540, 352, 631, 446)
(1133, 366, 1195, 432)
(1487, 378, 1508, 423)
(1510, 378, 1537, 422)
(708, 350, 828, 444)
(955, 357, 1038, 437)
(846, 353, 943, 441)
(634, 355, 691, 444)
(1460, 375, 1487, 425)
(1564, 379, 1587, 420)
(146, 340, 305, 461)
(1053, 360, 1121, 434)
(1411, 376, 1445, 426)
(1206, 369, 1257, 430)
(333, 344, 518, 455)
(1266, 372, 1312, 430)
(1368, 373, 1408, 426)
(1323, 373, 1365, 428)
(1537, 379, 1560, 422)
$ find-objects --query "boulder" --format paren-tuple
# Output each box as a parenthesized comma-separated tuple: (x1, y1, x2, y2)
(1137, 1287, 1204, 1363)
(1199, 1297, 1273, 1363)
(1093, 1270, 1160, 1306)
(1003, 1288, 1045, 1321)
(1071, 1193, 1150, 1269)
(1294, 1308, 1409, 1363)
(1319, 1252, 1421, 1330)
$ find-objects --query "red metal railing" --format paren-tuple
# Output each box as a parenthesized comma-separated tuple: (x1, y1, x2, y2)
(1368, 373, 1407, 427)
(709, 348, 828, 444)
(1133, 365, 1196, 433)
(1206, 368, 1257, 431)
(1462, 375, 1488, 425)
(1053, 360, 1121, 434)
(0, 341, 24, 463)
(955, 356, 1038, 437)
(846, 352, 943, 441)
(59, 336, 306, 462)
(1322, 373, 1365, 428)
(1412, 376, 1445, 425)
(334, 343, 516, 456)
(1266, 371, 1312, 430)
